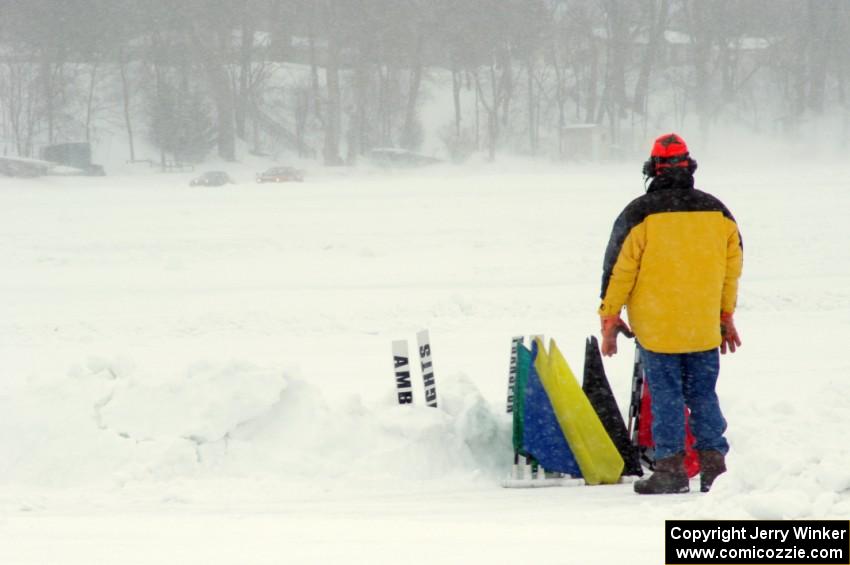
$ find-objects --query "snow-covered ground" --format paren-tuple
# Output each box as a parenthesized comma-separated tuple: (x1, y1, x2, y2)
(1, 159, 849, 563)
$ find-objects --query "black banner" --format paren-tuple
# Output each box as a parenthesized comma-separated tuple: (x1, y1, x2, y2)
(666, 520, 849, 564)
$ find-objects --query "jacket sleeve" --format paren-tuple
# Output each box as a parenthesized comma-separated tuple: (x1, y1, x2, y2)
(721, 221, 743, 314)
(598, 220, 646, 317)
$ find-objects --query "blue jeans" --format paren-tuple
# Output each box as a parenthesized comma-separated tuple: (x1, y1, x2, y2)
(639, 345, 729, 460)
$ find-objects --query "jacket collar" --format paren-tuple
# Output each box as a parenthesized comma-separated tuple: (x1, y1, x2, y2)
(647, 169, 694, 193)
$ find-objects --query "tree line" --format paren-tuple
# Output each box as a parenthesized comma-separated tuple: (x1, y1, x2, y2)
(1, 0, 849, 166)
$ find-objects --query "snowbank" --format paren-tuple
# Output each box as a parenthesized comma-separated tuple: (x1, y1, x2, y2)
(1, 161, 849, 563)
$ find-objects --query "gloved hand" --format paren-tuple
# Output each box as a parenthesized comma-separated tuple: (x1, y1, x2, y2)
(720, 312, 741, 354)
(600, 315, 634, 357)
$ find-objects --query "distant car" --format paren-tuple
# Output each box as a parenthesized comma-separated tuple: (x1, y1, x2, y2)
(256, 166, 304, 183)
(190, 171, 234, 187)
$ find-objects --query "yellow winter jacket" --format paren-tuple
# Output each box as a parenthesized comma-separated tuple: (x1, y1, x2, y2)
(598, 175, 743, 353)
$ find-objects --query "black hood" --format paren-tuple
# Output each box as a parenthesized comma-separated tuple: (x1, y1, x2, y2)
(647, 168, 694, 193)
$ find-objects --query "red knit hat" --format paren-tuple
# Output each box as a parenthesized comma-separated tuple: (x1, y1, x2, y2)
(650, 133, 691, 170)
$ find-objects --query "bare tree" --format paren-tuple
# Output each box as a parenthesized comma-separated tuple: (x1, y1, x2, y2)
(633, 0, 669, 125)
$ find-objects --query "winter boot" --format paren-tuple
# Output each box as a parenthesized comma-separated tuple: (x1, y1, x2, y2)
(698, 450, 727, 493)
(633, 453, 689, 495)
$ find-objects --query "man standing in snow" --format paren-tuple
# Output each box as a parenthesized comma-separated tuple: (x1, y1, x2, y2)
(597, 133, 743, 494)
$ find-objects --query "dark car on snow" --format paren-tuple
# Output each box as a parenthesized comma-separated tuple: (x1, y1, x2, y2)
(256, 166, 304, 183)
(190, 171, 235, 186)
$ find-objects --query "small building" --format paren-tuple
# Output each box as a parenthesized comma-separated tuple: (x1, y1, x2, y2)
(40, 142, 105, 176)
(0, 156, 51, 178)
(559, 124, 603, 161)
